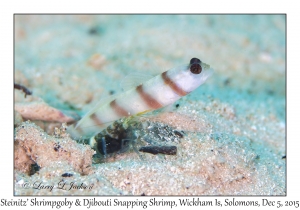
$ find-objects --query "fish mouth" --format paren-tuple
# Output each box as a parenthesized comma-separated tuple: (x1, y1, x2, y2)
(198, 63, 214, 84)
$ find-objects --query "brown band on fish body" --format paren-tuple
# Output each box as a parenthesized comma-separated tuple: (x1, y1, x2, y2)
(161, 71, 188, 96)
(110, 99, 130, 117)
(136, 84, 162, 109)
(90, 113, 103, 125)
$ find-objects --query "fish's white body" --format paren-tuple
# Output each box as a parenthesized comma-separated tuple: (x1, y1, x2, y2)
(68, 58, 213, 139)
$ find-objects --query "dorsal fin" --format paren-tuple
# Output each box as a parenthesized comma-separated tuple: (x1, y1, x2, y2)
(120, 72, 153, 91)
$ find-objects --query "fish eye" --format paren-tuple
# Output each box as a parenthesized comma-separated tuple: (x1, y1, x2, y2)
(190, 58, 201, 64)
(189, 57, 202, 74)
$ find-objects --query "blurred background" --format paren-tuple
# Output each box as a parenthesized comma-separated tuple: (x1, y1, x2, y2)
(14, 15, 285, 118)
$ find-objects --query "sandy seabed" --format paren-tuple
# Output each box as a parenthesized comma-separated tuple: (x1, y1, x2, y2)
(14, 15, 285, 195)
